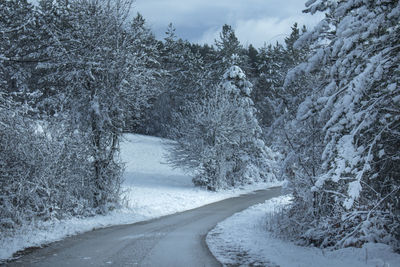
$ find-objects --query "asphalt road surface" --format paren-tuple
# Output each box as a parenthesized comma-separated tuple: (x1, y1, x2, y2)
(6, 187, 281, 267)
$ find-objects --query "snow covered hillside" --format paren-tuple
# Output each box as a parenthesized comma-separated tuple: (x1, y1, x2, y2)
(0, 134, 280, 262)
(207, 196, 400, 267)
(121, 134, 278, 216)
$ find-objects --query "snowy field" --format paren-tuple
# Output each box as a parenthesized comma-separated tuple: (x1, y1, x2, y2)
(0, 134, 280, 262)
(207, 195, 400, 267)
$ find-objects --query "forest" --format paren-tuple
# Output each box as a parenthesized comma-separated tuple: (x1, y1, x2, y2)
(0, 0, 399, 253)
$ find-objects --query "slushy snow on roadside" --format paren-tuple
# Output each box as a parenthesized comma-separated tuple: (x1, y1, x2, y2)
(207, 195, 400, 267)
(0, 134, 281, 262)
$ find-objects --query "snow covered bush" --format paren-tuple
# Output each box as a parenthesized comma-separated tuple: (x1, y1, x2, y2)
(270, 0, 400, 251)
(0, 98, 98, 230)
(167, 65, 278, 190)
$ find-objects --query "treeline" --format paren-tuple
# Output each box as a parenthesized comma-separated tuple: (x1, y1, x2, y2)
(1, 0, 399, 252)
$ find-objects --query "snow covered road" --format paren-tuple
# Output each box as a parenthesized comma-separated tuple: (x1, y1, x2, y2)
(6, 187, 281, 267)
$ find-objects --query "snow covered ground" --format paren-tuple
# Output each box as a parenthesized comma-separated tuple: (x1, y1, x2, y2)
(207, 195, 400, 267)
(0, 134, 280, 262)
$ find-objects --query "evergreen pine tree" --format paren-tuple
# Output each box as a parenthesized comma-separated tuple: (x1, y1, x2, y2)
(220, 65, 278, 186)
(272, 0, 400, 250)
(148, 23, 205, 137)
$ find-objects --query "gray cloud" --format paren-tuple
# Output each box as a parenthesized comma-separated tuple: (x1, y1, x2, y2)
(31, 0, 323, 47)
(134, 0, 323, 46)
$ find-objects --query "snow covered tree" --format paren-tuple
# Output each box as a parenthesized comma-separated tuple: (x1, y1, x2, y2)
(167, 65, 278, 190)
(215, 24, 243, 66)
(272, 0, 400, 250)
(38, 0, 158, 210)
(0, 0, 45, 110)
(0, 0, 96, 228)
(252, 42, 286, 129)
(219, 66, 278, 186)
(246, 44, 259, 76)
(146, 23, 205, 137)
(252, 23, 309, 135)
(206, 25, 250, 90)
(123, 13, 162, 134)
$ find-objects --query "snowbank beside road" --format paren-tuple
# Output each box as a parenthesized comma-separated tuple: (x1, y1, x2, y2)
(0, 134, 280, 262)
(207, 195, 400, 267)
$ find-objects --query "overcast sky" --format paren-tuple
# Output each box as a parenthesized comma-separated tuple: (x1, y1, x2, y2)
(133, 0, 323, 47)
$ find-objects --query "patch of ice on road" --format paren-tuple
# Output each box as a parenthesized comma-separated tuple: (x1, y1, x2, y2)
(207, 195, 400, 267)
(0, 134, 281, 262)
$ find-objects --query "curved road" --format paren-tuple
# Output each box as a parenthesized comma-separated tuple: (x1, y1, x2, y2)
(7, 187, 281, 267)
